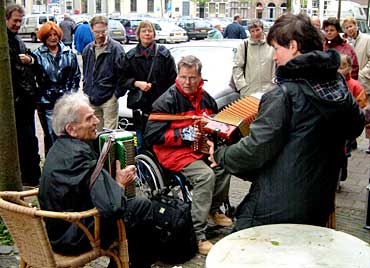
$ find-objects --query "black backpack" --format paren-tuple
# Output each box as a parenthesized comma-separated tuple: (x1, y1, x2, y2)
(151, 189, 198, 264)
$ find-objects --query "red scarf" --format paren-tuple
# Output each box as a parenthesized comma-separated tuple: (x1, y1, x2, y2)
(175, 79, 205, 114)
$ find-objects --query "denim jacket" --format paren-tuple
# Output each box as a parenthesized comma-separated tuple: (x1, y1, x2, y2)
(33, 42, 81, 105)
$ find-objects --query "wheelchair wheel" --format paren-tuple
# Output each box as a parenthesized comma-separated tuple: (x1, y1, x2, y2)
(135, 154, 165, 198)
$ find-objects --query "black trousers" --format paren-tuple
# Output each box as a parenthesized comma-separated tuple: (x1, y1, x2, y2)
(14, 101, 41, 185)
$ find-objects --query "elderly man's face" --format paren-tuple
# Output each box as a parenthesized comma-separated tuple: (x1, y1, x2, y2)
(6, 10, 23, 33)
(70, 103, 100, 141)
(177, 65, 202, 94)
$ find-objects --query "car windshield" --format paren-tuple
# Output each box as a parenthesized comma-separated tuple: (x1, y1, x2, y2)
(170, 46, 237, 98)
(109, 20, 123, 29)
(130, 20, 142, 27)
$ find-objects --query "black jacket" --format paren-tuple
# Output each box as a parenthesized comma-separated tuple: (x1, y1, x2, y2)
(83, 38, 126, 106)
(122, 44, 177, 113)
(33, 42, 80, 105)
(7, 29, 38, 104)
(38, 137, 127, 254)
(214, 49, 365, 230)
(223, 22, 247, 39)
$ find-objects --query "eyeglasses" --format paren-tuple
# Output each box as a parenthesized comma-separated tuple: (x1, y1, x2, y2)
(92, 29, 107, 35)
(179, 76, 199, 83)
(140, 29, 154, 34)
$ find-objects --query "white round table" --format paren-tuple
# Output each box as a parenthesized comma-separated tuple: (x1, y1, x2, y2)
(206, 224, 370, 268)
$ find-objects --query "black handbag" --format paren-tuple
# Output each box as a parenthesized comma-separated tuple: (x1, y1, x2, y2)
(151, 188, 198, 264)
(127, 45, 159, 110)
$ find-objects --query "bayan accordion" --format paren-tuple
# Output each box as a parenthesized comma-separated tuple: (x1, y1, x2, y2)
(99, 130, 136, 198)
(193, 96, 260, 154)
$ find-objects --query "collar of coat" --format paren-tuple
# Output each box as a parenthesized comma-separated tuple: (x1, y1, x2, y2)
(39, 42, 70, 54)
(175, 79, 205, 113)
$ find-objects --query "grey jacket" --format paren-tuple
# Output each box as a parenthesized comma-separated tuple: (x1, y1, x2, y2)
(232, 36, 275, 97)
(59, 18, 76, 44)
(215, 49, 365, 231)
(352, 32, 370, 94)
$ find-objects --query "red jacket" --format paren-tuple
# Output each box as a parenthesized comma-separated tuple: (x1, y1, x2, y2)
(324, 36, 359, 79)
(144, 80, 218, 171)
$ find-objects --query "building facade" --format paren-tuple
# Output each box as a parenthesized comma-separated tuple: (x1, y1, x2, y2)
(14, 0, 369, 21)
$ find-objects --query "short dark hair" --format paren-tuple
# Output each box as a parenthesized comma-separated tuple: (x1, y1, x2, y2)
(233, 15, 240, 21)
(248, 19, 263, 30)
(6, 4, 24, 20)
(323, 17, 342, 32)
(267, 13, 324, 53)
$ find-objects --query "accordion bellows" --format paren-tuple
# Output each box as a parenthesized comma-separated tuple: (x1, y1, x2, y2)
(204, 96, 260, 142)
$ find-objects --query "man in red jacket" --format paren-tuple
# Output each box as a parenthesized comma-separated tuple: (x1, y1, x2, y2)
(145, 55, 232, 255)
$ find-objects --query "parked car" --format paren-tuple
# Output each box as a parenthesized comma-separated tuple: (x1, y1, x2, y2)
(152, 20, 188, 43)
(176, 19, 212, 40)
(113, 17, 142, 43)
(19, 14, 57, 42)
(118, 39, 242, 129)
(108, 19, 127, 43)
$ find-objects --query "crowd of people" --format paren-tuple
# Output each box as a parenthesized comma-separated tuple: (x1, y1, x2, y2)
(5, 3, 370, 267)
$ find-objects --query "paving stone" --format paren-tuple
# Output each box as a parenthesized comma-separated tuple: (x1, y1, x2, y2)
(0, 246, 12, 255)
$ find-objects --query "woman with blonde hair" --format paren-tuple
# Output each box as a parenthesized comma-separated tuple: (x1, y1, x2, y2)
(122, 20, 177, 152)
(33, 21, 81, 154)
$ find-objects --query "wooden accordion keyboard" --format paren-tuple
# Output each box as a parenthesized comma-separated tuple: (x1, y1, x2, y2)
(193, 96, 260, 154)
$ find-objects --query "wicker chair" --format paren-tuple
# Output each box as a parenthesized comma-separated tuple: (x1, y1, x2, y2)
(0, 188, 129, 268)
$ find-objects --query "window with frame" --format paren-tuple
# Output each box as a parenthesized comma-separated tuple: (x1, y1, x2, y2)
(131, 0, 137, 12)
(96, 0, 102, 13)
(209, 3, 216, 14)
(267, 3, 276, 20)
(147, 0, 154, 12)
(115, 0, 120, 12)
(219, 3, 226, 15)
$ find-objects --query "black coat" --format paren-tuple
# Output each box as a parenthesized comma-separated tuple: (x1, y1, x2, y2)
(38, 137, 127, 254)
(214, 50, 365, 230)
(7, 29, 38, 104)
(122, 44, 177, 113)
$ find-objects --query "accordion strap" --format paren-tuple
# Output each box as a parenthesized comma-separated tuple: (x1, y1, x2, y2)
(89, 134, 114, 190)
(149, 113, 201, 121)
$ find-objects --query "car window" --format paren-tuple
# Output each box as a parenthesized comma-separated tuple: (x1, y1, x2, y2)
(109, 20, 123, 29)
(131, 20, 141, 27)
(154, 23, 161, 31)
(121, 19, 129, 27)
(49, 16, 56, 22)
(29, 17, 37, 24)
(39, 16, 47, 24)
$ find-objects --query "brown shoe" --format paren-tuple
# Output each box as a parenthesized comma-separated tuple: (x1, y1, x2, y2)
(198, 239, 213, 255)
(209, 211, 233, 227)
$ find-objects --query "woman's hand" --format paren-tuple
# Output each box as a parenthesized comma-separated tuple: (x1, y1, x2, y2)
(115, 162, 137, 188)
(134, 81, 152, 92)
(207, 140, 218, 168)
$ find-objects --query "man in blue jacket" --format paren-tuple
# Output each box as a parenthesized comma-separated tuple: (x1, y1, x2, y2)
(223, 15, 247, 39)
(74, 19, 94, 54)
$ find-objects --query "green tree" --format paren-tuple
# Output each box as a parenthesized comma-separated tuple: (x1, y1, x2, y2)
(0, 0, 23, 191)
(191, 0, 210, 5)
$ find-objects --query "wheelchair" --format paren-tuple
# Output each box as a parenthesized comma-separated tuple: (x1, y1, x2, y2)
(135, 150, 192, 202)
(135, 150, 235, 218)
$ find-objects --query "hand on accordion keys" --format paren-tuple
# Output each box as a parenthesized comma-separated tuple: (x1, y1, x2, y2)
(115, 161, 137, 189)
(181, 125, 201, 142)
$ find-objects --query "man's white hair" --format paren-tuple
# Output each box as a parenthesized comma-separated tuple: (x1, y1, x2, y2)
(52, 92, 91, 136)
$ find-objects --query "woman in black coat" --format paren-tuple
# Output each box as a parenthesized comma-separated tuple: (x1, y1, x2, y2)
(122, 20, 177, 152)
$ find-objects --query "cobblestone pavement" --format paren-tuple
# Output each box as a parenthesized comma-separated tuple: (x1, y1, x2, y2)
(1, 132, 369, 268)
